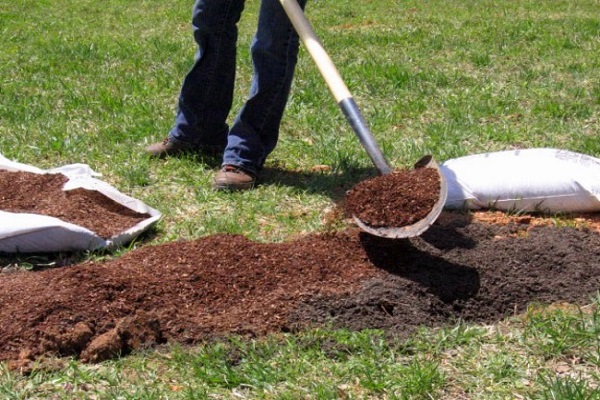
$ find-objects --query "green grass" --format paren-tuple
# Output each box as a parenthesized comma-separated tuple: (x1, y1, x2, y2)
(1, 0, 599, 397)
(2, 0, 598, 243)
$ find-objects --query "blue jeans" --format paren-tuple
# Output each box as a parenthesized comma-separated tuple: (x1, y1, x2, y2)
(168, 0, 307, 175)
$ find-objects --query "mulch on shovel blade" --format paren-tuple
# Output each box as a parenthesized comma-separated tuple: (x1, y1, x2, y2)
(345, 167, 441, 227)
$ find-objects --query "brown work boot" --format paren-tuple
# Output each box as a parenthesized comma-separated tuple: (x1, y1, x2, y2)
(213, 165, 256, 191)
(145, 138, 192, 158)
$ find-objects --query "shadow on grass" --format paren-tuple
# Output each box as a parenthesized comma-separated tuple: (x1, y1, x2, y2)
(0, 225, 161, 271)
(258, 165, 379, 202)
(151, 150, 381, 202)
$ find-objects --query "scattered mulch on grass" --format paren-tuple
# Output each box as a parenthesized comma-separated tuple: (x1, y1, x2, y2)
(345, 167, 440, 227)
(0, 170, 151, 239)
(469, 210, 600, 233)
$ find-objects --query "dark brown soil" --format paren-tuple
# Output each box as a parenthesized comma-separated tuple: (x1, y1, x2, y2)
(1, 171, 599, 372)
(0, 170, 151, 239)
(345, 167, 440, 227)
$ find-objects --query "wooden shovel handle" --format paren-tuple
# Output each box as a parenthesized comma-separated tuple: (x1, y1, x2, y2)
(279, 0, 392, 175)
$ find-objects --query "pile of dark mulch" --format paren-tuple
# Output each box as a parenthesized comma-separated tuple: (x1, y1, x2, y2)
(0, 170, 150, 238)
(345, 167, 440, 227)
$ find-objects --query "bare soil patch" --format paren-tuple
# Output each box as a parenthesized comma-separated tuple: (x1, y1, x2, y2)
(1, 171, 599, 371)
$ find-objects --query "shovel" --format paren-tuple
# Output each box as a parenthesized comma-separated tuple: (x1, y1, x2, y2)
(279, 0, 447, 238)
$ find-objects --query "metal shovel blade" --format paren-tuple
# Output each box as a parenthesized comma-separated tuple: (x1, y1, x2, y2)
(352, 155, 448, 239)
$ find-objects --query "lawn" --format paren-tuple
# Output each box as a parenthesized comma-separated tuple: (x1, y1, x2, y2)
(0, 0, 599, 398)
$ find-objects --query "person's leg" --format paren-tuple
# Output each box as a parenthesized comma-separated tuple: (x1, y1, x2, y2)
(220, 0, 307, 175)
(149, 0, 245, 156)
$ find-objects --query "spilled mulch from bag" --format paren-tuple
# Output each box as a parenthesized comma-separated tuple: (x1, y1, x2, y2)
(345, 167, 440, 227)
(0, 170, 151, 239)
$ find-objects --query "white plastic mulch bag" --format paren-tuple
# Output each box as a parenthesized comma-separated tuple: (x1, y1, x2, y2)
(0, 153, 161, 253)
(440, 148, 600, 213)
